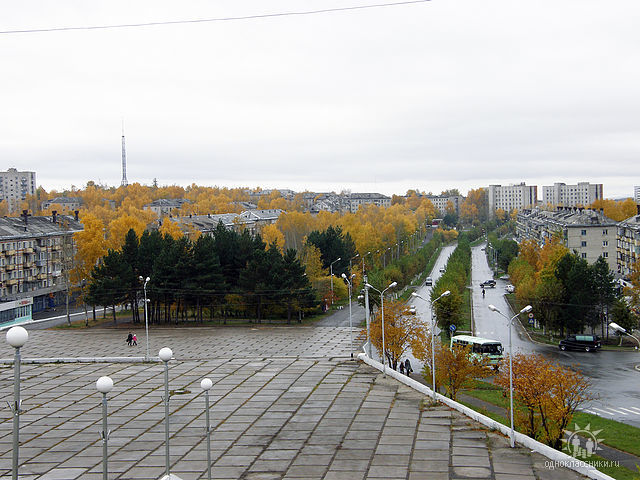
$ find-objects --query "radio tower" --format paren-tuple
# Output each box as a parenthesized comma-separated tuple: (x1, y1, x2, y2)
(121, 122, 128, 187)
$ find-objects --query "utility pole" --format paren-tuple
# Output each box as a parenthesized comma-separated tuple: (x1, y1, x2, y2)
(364, 275, 372, 357)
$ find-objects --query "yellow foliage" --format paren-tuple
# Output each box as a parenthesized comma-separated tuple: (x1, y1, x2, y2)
(261, 224, 285, 252)
(158, 219, 184, 240)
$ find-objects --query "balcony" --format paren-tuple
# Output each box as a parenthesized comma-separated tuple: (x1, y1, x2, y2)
(5, 264, 15, 271)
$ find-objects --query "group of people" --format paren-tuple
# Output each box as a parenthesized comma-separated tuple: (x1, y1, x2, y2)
(398, 358, 413, 376)
(126, 332, 137, 346)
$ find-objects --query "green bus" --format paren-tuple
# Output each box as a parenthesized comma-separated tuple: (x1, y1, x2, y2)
(450, 334, 504, 368)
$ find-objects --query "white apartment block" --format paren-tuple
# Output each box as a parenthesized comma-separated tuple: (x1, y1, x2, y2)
(617, 205, 640, 277)
(347, 193, 391, 213)
(516, 207, 617, 271)
(542, 182, 603, 207)
(487, 183, 537, 217)
(0, 168, 36, 212)
(634, 186, 640, 203)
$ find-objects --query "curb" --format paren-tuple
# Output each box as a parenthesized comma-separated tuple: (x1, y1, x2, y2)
(0, 356, 158, 364)
(357, 352, 616, 480)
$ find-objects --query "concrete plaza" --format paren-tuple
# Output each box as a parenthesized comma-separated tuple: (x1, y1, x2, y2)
(0, 325, 590, 479)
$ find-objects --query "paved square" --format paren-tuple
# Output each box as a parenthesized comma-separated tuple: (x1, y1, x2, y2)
(0, 326, 589, 479)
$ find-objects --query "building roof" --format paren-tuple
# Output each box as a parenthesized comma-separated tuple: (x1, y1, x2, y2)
(146, 198, 191, 207)
(0, 214, 83, 240)
(239, 209, 285, 221)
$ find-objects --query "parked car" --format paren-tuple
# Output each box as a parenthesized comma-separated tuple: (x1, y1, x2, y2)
(425, 277, 433, 286)
(480, 279, 496, 288)
(505, 284, 515, 293)
(406, 305, 417, 315)
(439, 267, 445, 273)
(559, 335, 601, 352)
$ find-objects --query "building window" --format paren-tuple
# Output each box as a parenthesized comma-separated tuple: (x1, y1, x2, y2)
(581, 230, 587, 235)
(581, 241, 587, 247)
(603, 241, 608, 247)
(581, 253, 587, 259)
(603, 252, 608, 258)
(602, 229, 608, 235)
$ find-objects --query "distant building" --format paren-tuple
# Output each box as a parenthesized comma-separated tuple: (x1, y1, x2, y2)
(0, 211, 83, 312)
(634, 186, 640, 203)
(617, 205, 640, 278)
(424, 194, 464, 215)
(516, 206, 617, 270)
(0, 168, 36, 213)
(347, 193, 391, 213)
(239, 209, 285, 235)
(542, 182, 603, 207)
(487, 183, 537, 217)
(161, 209, 285, 237)
(144, 198, 191, 217)
(41, 197, 83, 212)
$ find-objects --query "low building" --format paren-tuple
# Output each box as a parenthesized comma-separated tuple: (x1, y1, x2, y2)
(617, 205, 640, 277)
(516, 207, 617, 270)
(542, 182, 603, 207)
(41, 197, 83, 212)
(144, 198, 191, 217)
(424, 194, 465, 215)
(0, 211, 83, 312)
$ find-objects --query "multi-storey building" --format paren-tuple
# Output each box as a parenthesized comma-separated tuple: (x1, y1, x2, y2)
(0, 211, 83, 312)
(487, 183, 537, 217)
(347, 193, 391, 213)
(424, 194, 465, 215)
(617, 206, 640, 277)
(542, 182, 603, 207)
(634, 186, 640, 203)
(0, 168, 36, 213)
(516, 207, 617, 270)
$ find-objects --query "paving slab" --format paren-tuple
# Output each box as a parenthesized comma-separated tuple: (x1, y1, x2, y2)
(0, 326, 595, 480)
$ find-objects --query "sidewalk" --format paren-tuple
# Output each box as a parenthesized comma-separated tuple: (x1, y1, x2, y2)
(0, 326, 593, 480)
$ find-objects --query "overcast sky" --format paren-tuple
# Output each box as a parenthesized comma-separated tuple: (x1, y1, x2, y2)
(2, 0, 639, 198)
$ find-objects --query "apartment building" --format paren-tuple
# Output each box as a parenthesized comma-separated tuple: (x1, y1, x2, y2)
(0, 168, 36, 213)
(634, 186, 640, 203)
(542, 182, 603, 207)
(516, 207, 617, 270)
(487, 183, 537, 217)
(143, 198, 192, 217)
(0, 211, 83, 312)
(347, 193, 391, 213)
(41, 197, 83, 212)
(617, 206, 640, 277)
(424, 194, 465, 215)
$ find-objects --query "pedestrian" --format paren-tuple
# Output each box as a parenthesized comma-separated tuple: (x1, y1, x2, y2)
(126, 332, 132, 346)
(482, 288, 485, 298)
(404, 358, 412, 376)
(399, 361, 405, 375)
(132, 333, 137, 346)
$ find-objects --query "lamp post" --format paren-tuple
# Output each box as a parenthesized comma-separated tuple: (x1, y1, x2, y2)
(6, 326, 28, 480)
(365, 281, 397, 375)
(488, 304, 532, 448)
(341, 273, 356, 358)
(329, 257, 341, 306)
(349, 254, 359, 276)
(159, 347, 173, 476)
(609, 322, 640, 350)
(412, 290, 450, 400)
(96, 376, 114, 480)
(201, 378, 213, 480)
(362, 251, 371, 276)
(139, 276, 150, 360)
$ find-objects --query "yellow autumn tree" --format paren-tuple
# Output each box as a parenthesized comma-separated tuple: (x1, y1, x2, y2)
(261, 224, 285, 253)
(107, 214, 148, 250)
(158, 219, 184, 240)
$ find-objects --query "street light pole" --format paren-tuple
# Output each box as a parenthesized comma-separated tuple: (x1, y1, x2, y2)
(140, 276, 150, 361)
(201, 378, 213, 480)
(366, 281, 397, 375)
(330, 257, 341, 306)
(6, 326, 28, 480)
(342, 273, 356, 358)
(488, 304, 532, 448)
(96, 376, 114, 480)
(412, 291, 450, 400)
(159, 347, 173, 476)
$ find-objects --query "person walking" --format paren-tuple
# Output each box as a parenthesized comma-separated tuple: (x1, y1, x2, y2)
(404, 358, 412, 376)
(126, 332, 133, 346)
(132, 333, 137, 346)
(482, 288, 485, 299)
(399, 361, 405, 375)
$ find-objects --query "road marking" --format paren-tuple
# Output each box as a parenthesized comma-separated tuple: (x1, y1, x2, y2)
(583, 410, 597, 415)
(592, 407, 618, 416)
(628, 406, 640, 413)
(603, 407, 628, 415)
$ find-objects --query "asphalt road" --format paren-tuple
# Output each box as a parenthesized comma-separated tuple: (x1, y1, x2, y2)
(471, 243, 640, 429)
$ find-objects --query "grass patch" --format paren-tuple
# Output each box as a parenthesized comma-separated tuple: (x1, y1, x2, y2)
(461, 381, 640, 458)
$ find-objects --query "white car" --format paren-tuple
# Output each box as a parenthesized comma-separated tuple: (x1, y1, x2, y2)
(425, 277, 433, 286)
(505, 284, 515, 293)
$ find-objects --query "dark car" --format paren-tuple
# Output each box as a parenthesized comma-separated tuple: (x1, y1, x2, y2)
(480, 279, 496, 288)
(559, 335, 601, 352)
